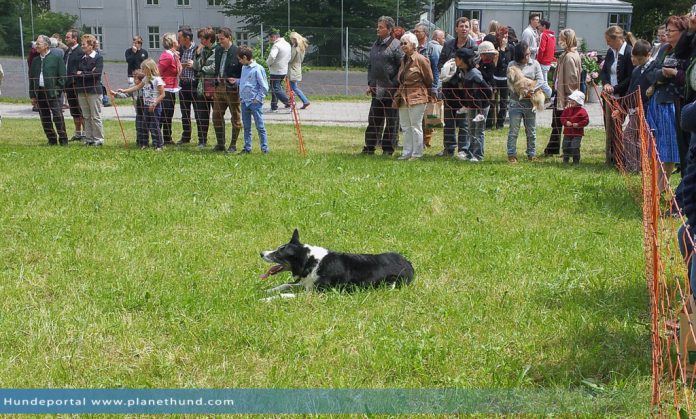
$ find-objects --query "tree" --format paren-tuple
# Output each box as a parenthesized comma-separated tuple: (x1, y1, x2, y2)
(0, 0, 77, 56)
(629, 0, 690, 40)
(222, 0, 429, 66)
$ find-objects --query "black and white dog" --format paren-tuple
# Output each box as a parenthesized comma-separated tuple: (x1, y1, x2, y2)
(260, 229, 414, 301)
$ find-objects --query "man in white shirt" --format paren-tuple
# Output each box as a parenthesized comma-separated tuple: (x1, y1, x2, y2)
(266, 30, 291, 111)
(520, 12, 541, 60)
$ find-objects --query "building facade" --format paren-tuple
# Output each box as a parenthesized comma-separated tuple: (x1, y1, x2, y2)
(49, 0, 258, 58)
(436, 0, 633, 53)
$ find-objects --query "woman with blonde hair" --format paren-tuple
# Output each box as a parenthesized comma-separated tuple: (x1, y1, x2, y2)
(157, 32, 181, 145)
(543, 28, 582, 156)
(599, 25, 635, 164)
(288, 31, 311, 109)
(75, 33, 105, 146)
(487, 20, 501, 36)
(470, 19, 484, 44)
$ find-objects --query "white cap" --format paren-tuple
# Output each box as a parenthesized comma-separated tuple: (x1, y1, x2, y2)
(568, 90, 585, 106)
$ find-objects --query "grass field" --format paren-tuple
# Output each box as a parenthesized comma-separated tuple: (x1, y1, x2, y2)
(0, 117, 650, 414)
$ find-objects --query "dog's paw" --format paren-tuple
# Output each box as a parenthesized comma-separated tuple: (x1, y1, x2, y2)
(260, 293, 297, 302)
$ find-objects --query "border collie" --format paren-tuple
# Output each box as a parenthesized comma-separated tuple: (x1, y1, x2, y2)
(259, 229, 414, 301)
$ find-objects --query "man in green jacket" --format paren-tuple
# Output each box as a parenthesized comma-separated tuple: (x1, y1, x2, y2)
(30, 35, 68, 145)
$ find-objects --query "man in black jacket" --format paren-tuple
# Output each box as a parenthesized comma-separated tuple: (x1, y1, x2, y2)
(64, 29, 84, 141)
(212, 27, 242, 153)
(125, 35, 148, 84)
(362, 16, 403, 155)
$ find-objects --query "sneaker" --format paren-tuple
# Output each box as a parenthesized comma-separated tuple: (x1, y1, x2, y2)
(300, 103, 311, 110)
(91, 139, 104, 146)
(226, 146, 238, 154)
(508, 156, 518, 163)
(409, 156, 421, 161)
(469, 156, 480, 162)
(360, 149, 375, 155)
(196, 143, 206, 150)
(456, 151, 469, 161)
(284, 104, 292, 109)
(212, 144, 226, 152)
(397, 154, 411, 160)
(262, 150, 269, 154)
(141, 145, 148, 150)
(383, 150, 394, 156)
(239, 149, 251, 154)
(436, 149, 453, 157)
(70, 134, 83, 142)
(83, 138, 95, 146)
(528, 156, 539, 162)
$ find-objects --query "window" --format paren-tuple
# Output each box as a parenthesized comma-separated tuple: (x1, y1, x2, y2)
(235, 31, 249, 46)
(89, 26, 103, 50)
(458, 9, 481, 21)
(207, 0, 224, 6)
(177, 0, 190, 6)
(146, 0, 159, 5)
(608, 13, 631, 30)
(148, 26, 160, 49)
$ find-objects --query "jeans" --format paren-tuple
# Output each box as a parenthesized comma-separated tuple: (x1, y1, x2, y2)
(398, 103, 427, 158)
(562, 136, 582, 162)
(507, 99, 537, 158)
(143, 104, 163, 148)
(464, 106, 489, 160)
(241, 101, 268, 152)
(270, 74, 289, 110)
(289, 81, 309, 105)
(443, 102, 468, 153)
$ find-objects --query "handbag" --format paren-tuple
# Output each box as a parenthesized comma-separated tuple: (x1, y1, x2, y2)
(424, 100, 444, 128)
(203, 79, 216, 98)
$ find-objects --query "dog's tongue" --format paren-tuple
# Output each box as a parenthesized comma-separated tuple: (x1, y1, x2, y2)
(260, 264, 285, 280)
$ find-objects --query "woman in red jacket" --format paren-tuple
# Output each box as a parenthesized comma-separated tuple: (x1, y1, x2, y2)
(158, 32, 182, 145)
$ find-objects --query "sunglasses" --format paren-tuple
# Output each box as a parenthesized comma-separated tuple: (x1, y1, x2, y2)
(400, 41, 410, 45)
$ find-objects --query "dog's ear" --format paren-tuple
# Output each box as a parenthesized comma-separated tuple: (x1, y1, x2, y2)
(291, 228, 300, 244)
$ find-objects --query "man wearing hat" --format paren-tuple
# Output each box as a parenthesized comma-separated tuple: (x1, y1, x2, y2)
(266, 30, 291, 111)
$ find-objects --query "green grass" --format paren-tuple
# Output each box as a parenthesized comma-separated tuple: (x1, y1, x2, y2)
(0, 118, 650, 414)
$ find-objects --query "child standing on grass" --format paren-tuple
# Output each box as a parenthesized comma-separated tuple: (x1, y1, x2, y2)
(115, 59, 165, 151)
(237, 46, 269, 154)
(560, 90, 589, 164)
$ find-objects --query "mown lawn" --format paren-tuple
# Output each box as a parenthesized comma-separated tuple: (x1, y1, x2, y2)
(0, 117, 650, 414)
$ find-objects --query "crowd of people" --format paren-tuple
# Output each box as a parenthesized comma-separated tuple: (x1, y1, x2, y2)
(21, 12, 696, 171)
(27, 26, 312, 153)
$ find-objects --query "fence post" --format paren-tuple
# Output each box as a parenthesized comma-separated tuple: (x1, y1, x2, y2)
(20, 17, 28, 97)
(260, 23, 264, 57)
(344, 27, 348, 96)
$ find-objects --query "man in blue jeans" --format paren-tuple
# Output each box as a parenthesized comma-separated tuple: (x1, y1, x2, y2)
(237, 46, 269, 154)
(266, 30, 291, 111)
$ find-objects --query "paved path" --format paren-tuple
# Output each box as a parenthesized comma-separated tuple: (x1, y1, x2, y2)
(0, 100, 606, 128)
